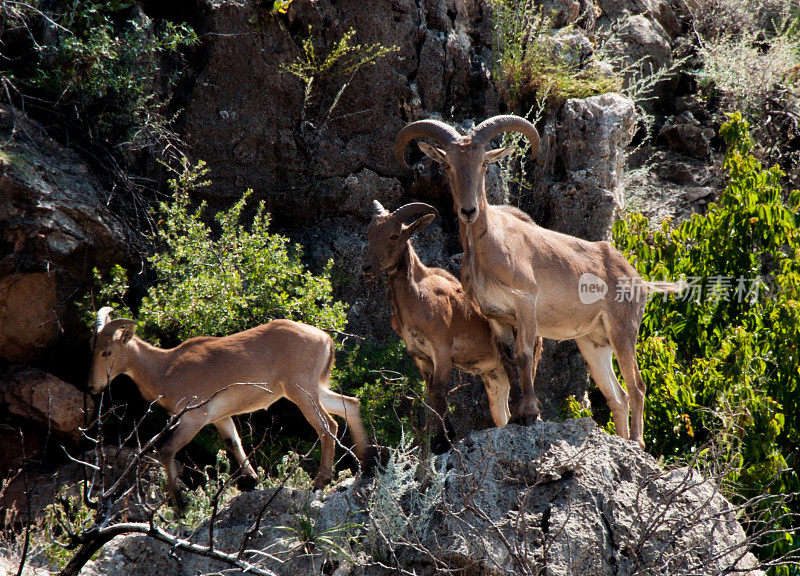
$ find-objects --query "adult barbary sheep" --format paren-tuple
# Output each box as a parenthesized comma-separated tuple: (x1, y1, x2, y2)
(395, 116, 683, 448)
(362, 200, 540, 452)
(90, 308, 371, 502)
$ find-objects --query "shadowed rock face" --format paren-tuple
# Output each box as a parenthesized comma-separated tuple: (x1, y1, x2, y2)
(78, 419, 764, 576)
(0, 106, 125, 365)
(0, 0, 697, 450)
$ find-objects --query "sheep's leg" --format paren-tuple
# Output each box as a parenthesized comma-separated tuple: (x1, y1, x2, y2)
(428, 352, 454, 454)
(512, 303, 542, 425)
(575, 337, 630, 440)
(214, 416, 258, 491)
(318, 387, 371, 471)
(480, 365, 511, 427)
(159, 410, 210, 507)
(290, 386, 338, 490)
(611, 342, 646, 449)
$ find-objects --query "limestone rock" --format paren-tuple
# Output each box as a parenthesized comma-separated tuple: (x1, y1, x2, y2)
(79, 420, 766, 576)
(554, 93, 637, 240)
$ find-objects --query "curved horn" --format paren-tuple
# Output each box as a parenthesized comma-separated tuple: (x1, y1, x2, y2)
(372, 199, 389, 216)
(394, 120, 461, 169)
(96, 307, 114, 334)
(391, 202, 440, 223)
(472, 115, 540, 159)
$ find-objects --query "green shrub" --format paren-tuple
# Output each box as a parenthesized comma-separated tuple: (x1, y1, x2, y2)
(84, 159, 347, 344)
(490, 0, 621, 109)
(332, 340, 426, 447)
(7, 0, 196, 141)
(280, 26, 397, 128)
(613, 112, 799, 571)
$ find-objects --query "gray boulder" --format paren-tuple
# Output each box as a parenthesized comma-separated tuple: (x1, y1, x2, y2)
(554, 92, 637, 241)
(78, 419, 765, 576)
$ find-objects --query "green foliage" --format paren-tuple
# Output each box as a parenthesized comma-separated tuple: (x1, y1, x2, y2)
(270, 0, 293, 16)
(278, 499, 361, 561)
(281, 27, 397, 86)
(613, 112, 800, 570)
(490, 0, 621, 109)
(41, 485, 94, 568)
(158, 450, 239, 529)
(332, 339, 426, 446)
(365, 434, 442, 558)
(12, 0, 196, 138)
(257, 450, 314, 490)
(559, 395, 593, 421)
(80, 263, 133, 327)
(85, 159, 347, 344)
(280, 26, 397, 126)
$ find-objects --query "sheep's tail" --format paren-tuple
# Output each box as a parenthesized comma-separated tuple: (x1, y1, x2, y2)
(644, 279, 686, 295)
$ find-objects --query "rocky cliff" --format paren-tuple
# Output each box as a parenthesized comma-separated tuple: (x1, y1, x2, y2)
(77, 420, 764, 576)
(0, 0, 698, 445)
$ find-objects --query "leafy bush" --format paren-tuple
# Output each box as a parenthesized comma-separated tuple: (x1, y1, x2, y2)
(697, 28, 800, 115)
(613, 113, 799, 570)
(490, 0, 621, 109)
(280, 26, 397, 127)
(365, 434, 442, 558)
(5, 0, 196, 142)
(85, 159, 347, 344)
(332, 340, 426, 447)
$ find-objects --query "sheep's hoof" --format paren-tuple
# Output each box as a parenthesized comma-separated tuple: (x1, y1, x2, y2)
(237, 474, 257, 492)
(172, 487, 189, 514)
(510, 413, 540, 426)
(311, 476, 330, 491)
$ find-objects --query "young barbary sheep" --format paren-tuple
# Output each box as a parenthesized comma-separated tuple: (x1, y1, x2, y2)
(362, 200, 541, 452)
(90, 308, 371, 502)
(394, 116, 684, 448)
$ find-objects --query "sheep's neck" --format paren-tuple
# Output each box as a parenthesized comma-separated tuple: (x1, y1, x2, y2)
(123, 338, 172, 405)
(458, 183, 491, 307)
(386, 244, 426, 326)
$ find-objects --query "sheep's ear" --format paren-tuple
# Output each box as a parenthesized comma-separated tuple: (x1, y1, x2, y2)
(417, 142, 447, 163)
(120, 324, 136, 344)
(486, 146, 517, 163)
(402, 214, 435, 239)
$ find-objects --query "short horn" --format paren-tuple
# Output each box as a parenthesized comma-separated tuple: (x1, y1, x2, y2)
(96, 307, 114, 334)
(394, 120, 461, 169)
(373, 200, 389, 216)
(95, 318, 136, 351)
(99, 318, 136, 339)
(391, 202, 440, 223)
(472, 115, 540, 159)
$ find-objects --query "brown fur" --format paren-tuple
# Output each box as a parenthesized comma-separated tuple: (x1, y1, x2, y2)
(90, 311, 370, 498)
(363, 202, 542, 445)
(406, 118, 683, 447)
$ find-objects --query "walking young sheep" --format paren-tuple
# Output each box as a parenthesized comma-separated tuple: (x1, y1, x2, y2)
(90, 308, 371, 503)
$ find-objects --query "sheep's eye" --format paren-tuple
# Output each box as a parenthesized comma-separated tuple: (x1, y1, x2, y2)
(100, 350, 111, 357)
(389, 233, 400, 240)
